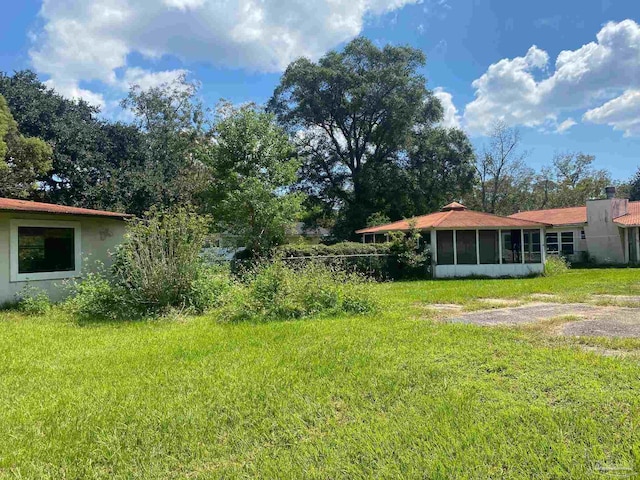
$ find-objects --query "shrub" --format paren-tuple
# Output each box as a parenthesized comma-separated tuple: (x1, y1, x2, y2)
(64, 272, 131, 320)
(544, 255, 570, 276)
(388, 224, 431, 278)
(112, 206, 212, 314)
(15, 285, 50, 315)
(221, 261, 378, 322)
(189, 264, 235, 314)
(66, 208, 229, 319)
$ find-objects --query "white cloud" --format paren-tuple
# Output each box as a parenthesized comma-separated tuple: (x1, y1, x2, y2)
(463, 19, 640, 136)
(44, 79, 107, 109)
(433, 87, 460, 129)
(30, 0, 419, 107)
(583, 89, 640, 137)
(121, 67, 189, 91)
(556, 118, 577, 133)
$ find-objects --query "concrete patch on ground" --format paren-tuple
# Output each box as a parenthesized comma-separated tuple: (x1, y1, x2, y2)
(561, 313, 640, 338)
(449, 303, 595, 326)
(448, 302, 640, 339)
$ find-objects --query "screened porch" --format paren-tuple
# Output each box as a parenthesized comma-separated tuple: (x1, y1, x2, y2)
(432, 228, 545, 278)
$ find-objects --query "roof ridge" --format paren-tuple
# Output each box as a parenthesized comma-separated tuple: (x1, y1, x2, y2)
(432, 209, 454, 227)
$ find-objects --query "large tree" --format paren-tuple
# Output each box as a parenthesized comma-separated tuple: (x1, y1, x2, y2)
(120, 74, 212, 213)
(269, 37, 473, 237)
(0, 94, 52, 198)
(203, 102, 304, 256)
(545, 152, 611, 207)
(471, 121, 532, 215)
(629, 167, 640, 201)
(0, 70, 106, 205)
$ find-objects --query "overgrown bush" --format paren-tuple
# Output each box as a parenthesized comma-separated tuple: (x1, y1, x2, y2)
(15, 285, 50, 315)
(112, 207, 210, 310)
(221, 261, 378, 322)
(544, 255, 571, 276)
(388, 224, 431, 278)
(64, 272, 131, 320)
(67, 207, 230, 319)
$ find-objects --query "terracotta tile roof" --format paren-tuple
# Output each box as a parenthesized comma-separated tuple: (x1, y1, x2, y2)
(614, 202, 640, 226)
(509, 206, 587, 226)
(0, 197, 132, 219)
(356, 203, 548, 234)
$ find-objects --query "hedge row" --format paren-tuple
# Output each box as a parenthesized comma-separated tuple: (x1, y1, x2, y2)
(276, 242, 393, 258)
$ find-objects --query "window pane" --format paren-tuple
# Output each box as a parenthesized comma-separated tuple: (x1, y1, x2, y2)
(502, 230, 522, 264)
(546, 232, 558, 252)
(18, 227, 75, 273)
(561, 232, 574, 243)
(456, 230, 477, 265)
(524, 229, 542, 263)
(561, 244, 575, 255)
(437, 230, 454, 265)
(479, 230, 499, 264)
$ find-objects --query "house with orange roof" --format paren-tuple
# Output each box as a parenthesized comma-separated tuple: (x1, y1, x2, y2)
(0, 197, 131, 305)
(357, 201, 549, 278)
(356, 187, 640, 278)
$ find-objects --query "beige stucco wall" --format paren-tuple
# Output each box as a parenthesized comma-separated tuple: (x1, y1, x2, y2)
(0, 212, 127, 304)
(584, 199, 627, 264)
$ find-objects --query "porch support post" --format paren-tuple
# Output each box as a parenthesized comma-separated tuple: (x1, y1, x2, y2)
(540, 228, 546, 265)
(432, 229, 438, 275)
(362, 234, 365, 244)
(624, 227, 629, 264)
(475, 229, 480, 265)
(636, 227, 640, 263)
(521, 229, 525, 264)
(498, 229, 503, 264)
(453, 230, 458, 265)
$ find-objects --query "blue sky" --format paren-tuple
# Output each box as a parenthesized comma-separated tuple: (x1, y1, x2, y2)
(2, 0, 640, 179)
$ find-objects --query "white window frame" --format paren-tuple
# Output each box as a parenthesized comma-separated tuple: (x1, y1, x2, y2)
(545, 230, 575, 256)
(560, 231, 575, 255)
(10, 219, 82, 282)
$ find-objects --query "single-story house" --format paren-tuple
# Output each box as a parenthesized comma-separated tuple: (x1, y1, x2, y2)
(356, 201, 549, 278)
(355, 187, 640, 278)
(0, 197, 130, 305)
(509, 187, 639, 265)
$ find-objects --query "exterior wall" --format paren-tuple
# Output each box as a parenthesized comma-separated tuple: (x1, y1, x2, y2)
(0, 212, 127, 304)
(546, 226, 587, 263)
(584, 199, 628, 264)
(434, 263, 544, 279)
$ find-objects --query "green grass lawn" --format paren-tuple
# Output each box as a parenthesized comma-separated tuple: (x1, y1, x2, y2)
(2, 269, 640, 479)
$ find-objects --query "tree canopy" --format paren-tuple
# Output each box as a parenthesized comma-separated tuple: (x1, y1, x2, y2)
(203, 102, 303, 255)
(269, 37, 474, 238)
(0, 93, 52, 198)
